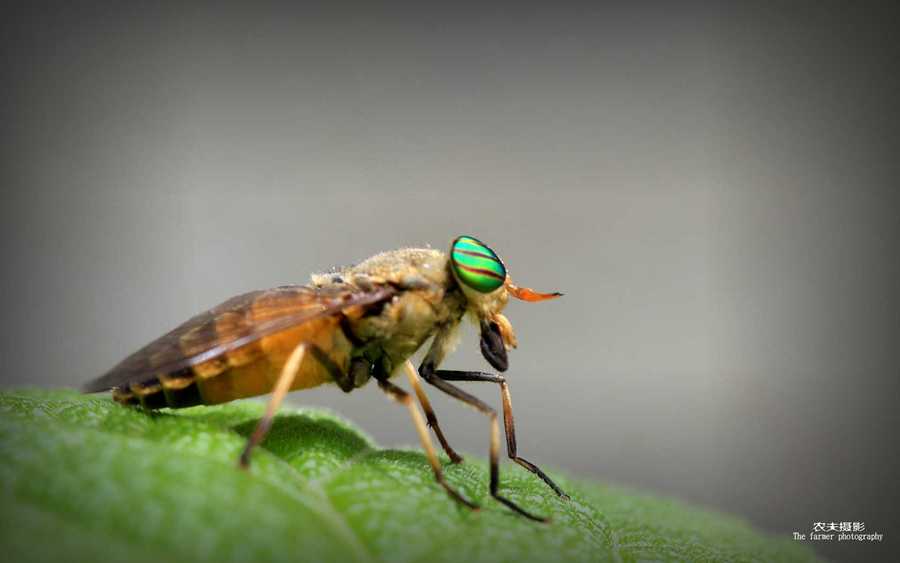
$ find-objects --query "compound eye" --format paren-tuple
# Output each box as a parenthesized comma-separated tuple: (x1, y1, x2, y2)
(450, 236, 506, 293)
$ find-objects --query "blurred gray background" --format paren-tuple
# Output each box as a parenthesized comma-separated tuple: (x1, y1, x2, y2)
(2, 3, 897, 562)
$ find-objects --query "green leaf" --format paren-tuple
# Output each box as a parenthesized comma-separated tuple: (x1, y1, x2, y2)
(0, 389, 818, 563)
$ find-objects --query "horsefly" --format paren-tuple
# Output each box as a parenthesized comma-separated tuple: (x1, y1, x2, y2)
(84, 235, 568, 521)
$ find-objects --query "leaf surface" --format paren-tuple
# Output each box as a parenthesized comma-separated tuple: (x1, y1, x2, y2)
(0, 390, 819, 563)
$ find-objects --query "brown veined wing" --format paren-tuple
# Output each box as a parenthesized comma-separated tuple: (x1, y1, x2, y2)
(83, 284, 395, 393)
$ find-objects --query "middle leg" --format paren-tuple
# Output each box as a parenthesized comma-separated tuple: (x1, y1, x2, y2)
(375, 376, 478, 510)
(402, 361, 463, 463)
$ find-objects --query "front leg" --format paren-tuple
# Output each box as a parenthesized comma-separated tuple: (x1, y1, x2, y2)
(419, 362, 550, 522)
(427, 368, 569, 500)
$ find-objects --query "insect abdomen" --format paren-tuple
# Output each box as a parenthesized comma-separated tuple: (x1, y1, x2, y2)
(112, 368, 202, 410)
(112, 364, 272, 410)
(114, 318, 353, 410)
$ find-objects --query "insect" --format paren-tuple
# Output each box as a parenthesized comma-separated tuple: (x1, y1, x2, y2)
(84, 235, 568, 520)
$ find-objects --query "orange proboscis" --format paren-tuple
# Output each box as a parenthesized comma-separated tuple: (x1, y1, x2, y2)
(506, 282, 563, 303)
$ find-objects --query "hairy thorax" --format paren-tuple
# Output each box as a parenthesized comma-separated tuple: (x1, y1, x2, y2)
(311, 248, 468, 379)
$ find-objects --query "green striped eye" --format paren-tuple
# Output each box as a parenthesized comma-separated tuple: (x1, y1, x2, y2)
(450, 236, 507, 293)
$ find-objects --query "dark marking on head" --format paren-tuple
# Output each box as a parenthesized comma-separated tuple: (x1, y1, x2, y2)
(479, 320, 509, 372)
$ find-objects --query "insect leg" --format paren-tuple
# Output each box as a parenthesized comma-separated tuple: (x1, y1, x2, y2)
(375, 376, 478, 511)
(402, 361, 463, 464)
(238, 342, 307, 468)
(432, 370, 569, 500)
(419, 366, 548, 522)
